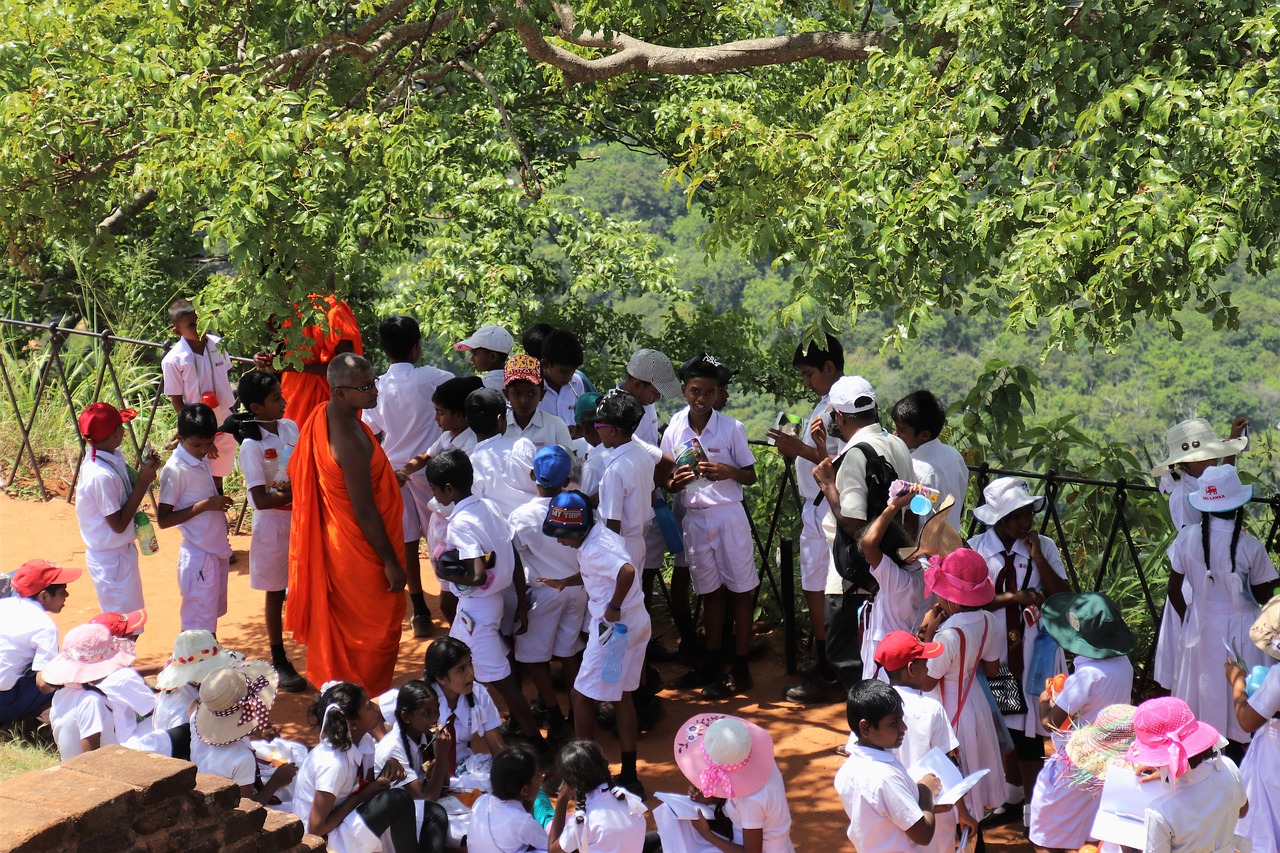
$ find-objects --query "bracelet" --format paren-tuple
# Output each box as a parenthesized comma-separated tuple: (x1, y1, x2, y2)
(606, 602, 621, 612)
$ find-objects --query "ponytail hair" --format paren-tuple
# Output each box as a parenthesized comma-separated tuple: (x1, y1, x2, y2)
(557, 739, 613, 821)
(308, 682, 366, 752)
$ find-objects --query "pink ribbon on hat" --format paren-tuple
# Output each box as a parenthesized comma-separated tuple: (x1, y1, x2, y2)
(213, 674, 272, 733)
(1162, 717, 1202, 780)
(923, 554, 945, 597)
(698, 739, 750, 800)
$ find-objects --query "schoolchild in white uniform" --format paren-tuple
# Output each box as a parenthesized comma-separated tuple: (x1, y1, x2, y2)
(364, 315, 453, 639)
(425, 449, 545, 751)
(537, 329, 587, 427)
(373, 680, 453, 845)
(90, 609, 156, 743)
(467, 744, 551, 853)
(595, 389, 656, 571)
(504, 354, 574, 451)
(663, 354, 758, 699)
(465, 388, 538, 519)
(161, 298, 238, 487)
(152, 629, 241, 731)
(891, 390, 969, 532)
(1149, 418, 1249, 691)
(511, 446, 585, 742)
(570, 392, 607, 497)
(856, 489, 928, 680)
(74, 402, 160, 615)
(1027, 593, 1135, 852)
(455, 324, 513, 394)
(43, 623, 137, 760)
(0, 560, 79, 723)
(549, 739, 651, 853)
(1166, 465, 1278, 747)
(424, 637, 506, 773)
(835, 679, 941, 852)
(1228, 594, 1280, 852)
(767, 334, 845, 704)
(541, 491, 651, 795)
(222, 370, 306, 691)
(157, 403, 235, 633)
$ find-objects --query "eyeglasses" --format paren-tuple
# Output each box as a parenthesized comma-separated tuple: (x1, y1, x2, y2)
(337, 379, 379, 393)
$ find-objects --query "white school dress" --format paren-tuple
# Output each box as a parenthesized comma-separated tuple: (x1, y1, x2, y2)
(556, 784, 648, 853)
(98, 667, 157, 743)
(466, 794, 550, 852)
(1168, 518, 1278, 742)
(190, 712, 257, 787)
(862, 554, 926, 679)
(1153, 472, 1199, 689)
(1238, 664, 1280, 852)
(654, 764, 793, 853)
(431, 681, 502, 769)
(239, 419, 298, 592)
(1144, 754, 1246, 853)
(291, 741, 383, 853)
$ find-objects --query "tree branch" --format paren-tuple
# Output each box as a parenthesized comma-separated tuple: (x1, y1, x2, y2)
(458, 60, 543, 200)
(95, 188, 158, 237)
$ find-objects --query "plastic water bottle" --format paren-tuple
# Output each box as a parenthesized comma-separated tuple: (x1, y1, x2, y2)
(601, 623, 629, 683)
(135, 512, 159, 556)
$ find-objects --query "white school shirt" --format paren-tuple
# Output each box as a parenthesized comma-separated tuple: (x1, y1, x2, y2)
(1050, 655, 1134, 751)
(1144, 754, 1246, 853)
(161, 334, 236, 422)
(98, 667, 157, 742)
(427, 427, 477, 457)
(190, 713, 256, 786)
(637, 401, 660, 446)
(556, 784, 648, 853)
(579, 444, 610, 498)
(159, 445, 231, 556)
(864, 554, 926, 672)
(577, 525, 646, 619)
(835, 744, 925, 853)
(1159, 472, 1201, 529)
(293, 740, 364, 815)
(796, 395, 840, 502)
(467, 794, 550, 853)
(510, 496, 580, 581)
(374, 721, 432, 785)
(51, 684, 119, 760)
(471, 433, 538, 519)
(431, 681, 502, 765)
(891, 685, 960, 770)
(363, 362, 453, 467)
(445, 495, 514, 600)
(0, 597, 58, 690)
(910, 438, 969, 532)
(152, 683, 199, 731)
(481, 369, 506, 392)
(724, 764, 794, 853)
(239, 419, 299, 516)
(506, 408, 573, 452)
(598, 440, 656, 566)
(540, 372, 585, 426)
(75, 448, 136, 551)
(661, 408, 756, 509)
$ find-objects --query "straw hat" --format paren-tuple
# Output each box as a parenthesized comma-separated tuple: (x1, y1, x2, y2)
(1187, 464, 1252, 514)
(1041, 593, 1135, 660)
(156, 630, 240, 689)
(674, 714, 776, 800)
(1126, 697, 1221, 779)
(42, 623, 136, 686)
(923, 548, 995, 607)
(898, 495, 964, 562)
(194, 661, 279, 746)
(1066, 704, 1136, 782)
(971, 477, 1046, 526)
(1251, 592, 1280, 662)
(1150, 418, 1248, 477)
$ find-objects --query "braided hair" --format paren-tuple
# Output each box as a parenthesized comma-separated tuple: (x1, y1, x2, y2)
(1200, 508, 1245, 582)
(394, 679, 437, 775)
(308, 682, 366, 752)
(557, 739, 618, 823)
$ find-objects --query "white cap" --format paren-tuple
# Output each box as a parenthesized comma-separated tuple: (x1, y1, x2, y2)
(454, 324, 513, 354)
(828, 375, 877, 414)
(626, 348, 681, 398)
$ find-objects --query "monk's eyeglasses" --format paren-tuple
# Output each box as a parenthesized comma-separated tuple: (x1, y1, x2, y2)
(337, 378, 379, 393)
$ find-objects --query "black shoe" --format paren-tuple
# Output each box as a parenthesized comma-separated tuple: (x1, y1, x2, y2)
(671, 663, 722, 689)
(500, 715, 539, 740)
(274, 659, 309, 693)
(636, 698, 667, 732)
(677, 638, 707, 667)
(548, 717, 576, 743)
(411, 613, 435, 639)
(701, 671, 752, 700)
(747, 637, 769, 661)
(785, 675, 841, 704)
(615, 775, 646, 799)
(530, 699, 550, 725)
(646, 640, 680, 664)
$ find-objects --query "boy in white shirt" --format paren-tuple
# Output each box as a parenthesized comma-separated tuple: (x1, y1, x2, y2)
(157, 403, 235, 633)
(835, 679, 941, 852)
(0, 560, 80, 723)
(503, 354, 573, 450)
(663, 354, 758, 698)
(455, 323, 513, 393)
(465, 388, 538, 519)
(161, 298, 238, 491)
(595, 389, 655, 572)
(891, 390, 969, 532)
(365, 315, 454, 637)
(74, 402, 161, 615)
(537, 328, 587, 426)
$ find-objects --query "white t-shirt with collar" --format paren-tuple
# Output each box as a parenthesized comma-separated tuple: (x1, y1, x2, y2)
(910, 438, 969, 532)
(597, 440, 656, 568)
(723, 764, 794, 853)
(510, 496, 580, 581)
(431, 681, 502, 765)
(51, 684, 118, 760)
(556, 784, 648, 853)
(190, 712, 256, 786)
(363, 361, 453, 467)
(835, 743, 926, 853)
(796, 396, 840, 502)
(481, 369, 506, 393)
(661, 408, 755, 509)
(444, 495, 514, 602)
(467, 793, 550, 852)
(161, 334, 236, 422)
(506, 408, 573, 452)
(1144, 754, 1245, 853)
(427, 427, 477, 457)
(159, 444, 231, 556)
(239, 419, 299, 516)
(0, 596, 58, 690)
(540, 371, 586, 426)
(470, 433, 538, 520)
(577, 525, 646, 619)
(75, 448, 136, 552)
(863, 554, 927, 675)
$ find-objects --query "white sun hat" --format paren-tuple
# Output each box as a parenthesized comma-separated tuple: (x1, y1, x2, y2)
(971, 476, 1047, 526)
(1150, 418, 1248, 477)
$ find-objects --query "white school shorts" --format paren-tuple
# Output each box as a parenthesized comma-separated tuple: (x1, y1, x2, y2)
(248, 510, 290, 592)
(400, 474, 435, 543)
(85, 544, 145, 621)
(574, 606, 652, 703)
(515, 582, 588, 663)
(177, 543, 230, 633)
(800, 499, 832, 593)
(450, 595, 510, 683)
(208, 431, 237, 479)
(683, 503, 759, 596)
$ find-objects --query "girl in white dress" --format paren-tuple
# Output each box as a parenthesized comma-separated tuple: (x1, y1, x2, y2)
(373, 679, 452, 845)
(1226, 594, 1280, 851)
(549, 740, 653, 853)
(1166, 465, 1278, 748)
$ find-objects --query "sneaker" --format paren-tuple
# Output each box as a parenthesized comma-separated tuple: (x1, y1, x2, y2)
(274, 659, 310, 694)
(671, 663, 722, 689)
(411, 613, 435, 639)
(784, 675, 841, 704)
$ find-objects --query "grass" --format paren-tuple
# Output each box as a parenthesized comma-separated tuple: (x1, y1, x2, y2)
(0, 730, 59, 782)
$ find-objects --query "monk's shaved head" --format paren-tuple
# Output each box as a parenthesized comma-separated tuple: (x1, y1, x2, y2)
(327, 352, 373, 388)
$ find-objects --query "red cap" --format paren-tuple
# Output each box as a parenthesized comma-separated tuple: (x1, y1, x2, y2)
(90, 609, 148, 637)
(11, 560, 82, 597)
(874, 630, 944, 672)
(78, 402, 137, 443)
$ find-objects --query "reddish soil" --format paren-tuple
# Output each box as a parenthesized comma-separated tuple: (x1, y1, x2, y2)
(0, 493, 1032, 850)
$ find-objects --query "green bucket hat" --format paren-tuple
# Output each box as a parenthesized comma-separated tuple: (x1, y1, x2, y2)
(1041, 592, 1135, 660)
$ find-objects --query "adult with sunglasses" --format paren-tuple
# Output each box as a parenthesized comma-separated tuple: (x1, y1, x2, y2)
(287, 352, 407, 696)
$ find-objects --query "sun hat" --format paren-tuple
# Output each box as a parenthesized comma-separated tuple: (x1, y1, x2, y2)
(542, 490, 594, 541)
(532, 446, 572, 489)
(10, 559, 82, 597)
(898, 495, 964, 562)
(573, 391, 603, 426)
(194, 661, 279, 746)
(90, 608, 148, 637)
(626, 349, 681, 398)
(1150, 418, 1248, 477)
(674, 713, 775, 799)
(1041, 592, 1135, 660)
(42, 623, 136, 686)
(1251, 592, 1280, 661)
(78, 402, 137, 443)
(503, 353, 542, 387)
(1187, 464, 1252, 513)
(828, 375, 877, 415)
(923, 548, 995, 607)
(156, 630, 240, 689)
(1066, 704, 1136, 783)
(454, 324, 514, 355)
(971, 477, 1046, 526)
(1126, 697, 1221, 779)
(874, 630, 944, 672)
(594, 389, 644, 433)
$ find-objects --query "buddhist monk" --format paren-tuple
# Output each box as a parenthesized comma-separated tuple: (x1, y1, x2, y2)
(286, 352, 406, 694)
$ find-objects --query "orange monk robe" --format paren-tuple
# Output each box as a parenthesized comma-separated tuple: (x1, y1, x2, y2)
(281, 296, 363, 430)
(286, 409, 405, 695)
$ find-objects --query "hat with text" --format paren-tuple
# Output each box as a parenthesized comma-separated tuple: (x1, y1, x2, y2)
(504, 353, 542, 387)
(828, 375, 877, 414)
(626, 349, 681, 398)
(542, 489, 594, 540)
(454, 324, 514, 355)
(533, 446, 573, 489)
(1187, 464, 1252, 513)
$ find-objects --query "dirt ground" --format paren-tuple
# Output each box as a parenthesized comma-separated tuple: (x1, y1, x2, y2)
(0, 492, 1032, 850)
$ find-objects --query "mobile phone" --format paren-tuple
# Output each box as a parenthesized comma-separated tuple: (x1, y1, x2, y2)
(768, 411, 788, 445)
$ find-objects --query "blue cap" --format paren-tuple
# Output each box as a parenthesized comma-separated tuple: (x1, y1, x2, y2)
(533, 446, 572, 488)
(542, 490, 593, 540)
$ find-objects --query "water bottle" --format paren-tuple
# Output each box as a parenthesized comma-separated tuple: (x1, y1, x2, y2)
(135, 512, 159, 556)
(601, 622, 629, 683)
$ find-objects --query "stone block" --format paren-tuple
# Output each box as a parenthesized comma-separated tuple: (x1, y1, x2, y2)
(0, 763, 138, 831)
(258, 806, 306, 851)
(191, 772, 241, 815)
(62, 744, 197, 805)
(0, 795, 72, 852)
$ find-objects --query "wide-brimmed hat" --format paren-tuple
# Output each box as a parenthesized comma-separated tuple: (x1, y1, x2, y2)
(1150, 418, 1248, 477)
(156, 630, 240, 689)
(1042, 592, 1135, 660)
(1187, 464, 1252, 513)
(1251, 592, 1280, 661)
(1126, 697, 1221, 779)
(898, 495, 964, 562)
(11, 559, 82, 597)
(42, 623, 136, 686)
(194, 661, 279, 746)
(90, 609, 148, 638)
(1066, 704, 1136, 782)
(972, 477, 1046, 526)
(674, 713, 775, 799)
(924, 548, 995, 607)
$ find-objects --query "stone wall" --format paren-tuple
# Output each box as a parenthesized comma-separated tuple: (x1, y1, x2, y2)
(0, 745, 327, 852)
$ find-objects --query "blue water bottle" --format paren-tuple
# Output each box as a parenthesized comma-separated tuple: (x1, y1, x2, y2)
(601, 623, 629, 683)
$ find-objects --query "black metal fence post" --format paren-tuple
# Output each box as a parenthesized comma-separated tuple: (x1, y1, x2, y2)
(781, 538, 796, 675)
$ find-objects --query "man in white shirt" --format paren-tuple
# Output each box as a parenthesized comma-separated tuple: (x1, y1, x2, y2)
(891, 390, 969, 531)
(0, 560, 80, 722)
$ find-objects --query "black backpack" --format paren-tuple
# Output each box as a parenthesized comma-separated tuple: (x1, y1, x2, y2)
(825, 443, 899, 594)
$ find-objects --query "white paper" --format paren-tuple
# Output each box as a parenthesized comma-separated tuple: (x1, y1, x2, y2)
(654, 792, 716, 821)
(1090, 765, 1160, 849)
(907, 747, 991, 807)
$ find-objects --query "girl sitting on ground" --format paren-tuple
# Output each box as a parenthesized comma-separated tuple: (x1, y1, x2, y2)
(467, 744, 551, 852)
(44, 622, 136, 759)
(549, 739, 656, 853)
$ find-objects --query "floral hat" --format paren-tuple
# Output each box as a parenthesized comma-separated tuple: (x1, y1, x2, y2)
(1066, 704, 1136, 785)
(924, 548, 995, 607)
(194, 661, 279, 746)
(1126, 697, 1221, 780)
(503, 354, 542, 387)
(674, 713, 775, 800)
(1150, 418, 1248, 477)
(156, 630, 240, 689)
(1251, 592, 1280, 662)
(41, 623, 136, 686)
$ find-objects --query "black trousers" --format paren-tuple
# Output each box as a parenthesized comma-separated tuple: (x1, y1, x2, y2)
(824, 590, 869, 689)
(358, 789, 448, 853)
